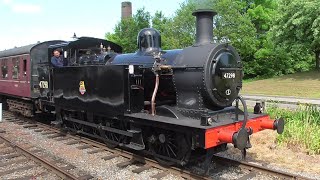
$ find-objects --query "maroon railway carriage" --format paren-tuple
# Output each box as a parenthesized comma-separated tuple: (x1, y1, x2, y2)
(0, 41, 65, 116)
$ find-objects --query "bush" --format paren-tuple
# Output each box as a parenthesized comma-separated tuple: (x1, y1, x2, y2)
(267, 105, 320, 154)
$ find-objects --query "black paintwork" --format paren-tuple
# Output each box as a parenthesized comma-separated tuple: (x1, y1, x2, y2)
(53, 65, 144, 115)
(49, 37, 123, 66)
(173, 43, 242, 115)
(192, 9, 217, 45)
(30, 40, 66, 98)
(49, 37, 122, 54)
(137, 28, 161, 54)
(108, 49, 182, 67)
(31, 37, 124, 109)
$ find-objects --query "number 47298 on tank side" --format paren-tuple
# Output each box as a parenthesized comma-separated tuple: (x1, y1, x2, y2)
(52, 9, 284, 174)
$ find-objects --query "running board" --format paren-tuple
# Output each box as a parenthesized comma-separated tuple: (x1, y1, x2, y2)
(64, 116, 145, 150)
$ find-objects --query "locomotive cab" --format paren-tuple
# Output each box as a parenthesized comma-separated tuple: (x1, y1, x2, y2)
(48, 37, 122, 66)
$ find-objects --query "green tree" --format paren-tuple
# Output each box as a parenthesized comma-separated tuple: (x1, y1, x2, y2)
(171, 1, 198, 48)
(165, 0, 259, 58)
(106, 8, 151, 53)
(273, 0, 320, 70)
(244, 0, 281, 77)
(213, 0, 258, 67)
(151, 11, 174, 50)
(246, 0, 277, 40)
(105, 0, 318, 77)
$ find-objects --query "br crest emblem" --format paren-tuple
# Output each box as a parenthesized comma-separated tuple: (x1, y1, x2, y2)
(79, 81, 86, 95)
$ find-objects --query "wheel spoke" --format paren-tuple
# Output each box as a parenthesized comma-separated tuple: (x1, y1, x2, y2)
(150, 130, 190, 166)
(165, 146, 171, 158)
(167, 144, 177, 157)
(168, 141, 177, 148)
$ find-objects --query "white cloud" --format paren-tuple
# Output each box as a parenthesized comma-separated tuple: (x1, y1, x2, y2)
(11, 4, 42, 13)
(2, 0, 12, 5)
(1, 0, 42, 14)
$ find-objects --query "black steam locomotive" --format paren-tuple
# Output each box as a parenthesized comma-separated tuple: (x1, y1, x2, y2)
(52, 9, 284, 172)
(1, 9, 284, 173)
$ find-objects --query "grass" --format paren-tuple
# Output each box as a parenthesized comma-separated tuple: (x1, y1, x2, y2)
(267, 105, 320, 154)
(242, 71, 320, 98)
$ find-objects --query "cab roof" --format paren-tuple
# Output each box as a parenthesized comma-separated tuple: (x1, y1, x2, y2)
(49, 37, 123, 53)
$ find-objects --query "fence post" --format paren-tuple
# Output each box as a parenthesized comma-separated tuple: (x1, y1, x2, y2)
(261, 100, 266, 113)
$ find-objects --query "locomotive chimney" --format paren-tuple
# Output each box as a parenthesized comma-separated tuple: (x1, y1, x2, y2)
(121, 1, 132, 19)
(192, 9, 217, 45)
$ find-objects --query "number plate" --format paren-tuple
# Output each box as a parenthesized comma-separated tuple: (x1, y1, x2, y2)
(223, 72, 236, 79)
(39, 81, 48, 88)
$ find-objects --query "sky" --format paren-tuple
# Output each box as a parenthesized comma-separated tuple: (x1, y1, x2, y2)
(0, 0, 185, 51)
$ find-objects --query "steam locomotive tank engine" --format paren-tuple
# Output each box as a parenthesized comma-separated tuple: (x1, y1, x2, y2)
(54, 9, 284, 174)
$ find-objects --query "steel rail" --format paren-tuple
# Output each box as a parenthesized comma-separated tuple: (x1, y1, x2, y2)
(213, 155, 314, 180)
(0, 134, 78, 180)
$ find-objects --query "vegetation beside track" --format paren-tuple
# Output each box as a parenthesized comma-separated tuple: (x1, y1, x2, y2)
(267, 105, 320, 154)
(242, 71, 320, 98)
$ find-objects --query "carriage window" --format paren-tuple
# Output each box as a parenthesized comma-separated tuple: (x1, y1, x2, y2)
(12, 58, 19, 79)
(23, 59, 27, 76)
(1, 59, 8, 78)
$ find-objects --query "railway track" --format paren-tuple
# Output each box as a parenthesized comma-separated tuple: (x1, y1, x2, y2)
(0, 130, 92, 179)
(212, 155, 313, 180)
(2, 111, 209, 180)
(0, 111, 315, 180)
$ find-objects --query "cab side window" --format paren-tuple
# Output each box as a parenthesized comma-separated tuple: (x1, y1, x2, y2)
(12, 58, 19, 79)
(1, 59, 8, 78)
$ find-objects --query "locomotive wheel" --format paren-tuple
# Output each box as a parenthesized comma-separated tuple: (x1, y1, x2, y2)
(148, 129, 191, 166)
(99, 119, 128, 148)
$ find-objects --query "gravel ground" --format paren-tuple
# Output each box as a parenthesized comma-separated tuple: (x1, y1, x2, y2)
(1, 166, 47, 179)
(0, 147, 13, 153)
(213, 167, 247, 179)
(1, 117, 319, 180)
(0, 121, 181, 179)
(0, 159, 33, 172)
(210, 166, 286, 180)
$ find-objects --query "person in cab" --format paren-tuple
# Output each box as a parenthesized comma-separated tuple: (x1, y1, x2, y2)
(51, 49, 64, 67)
